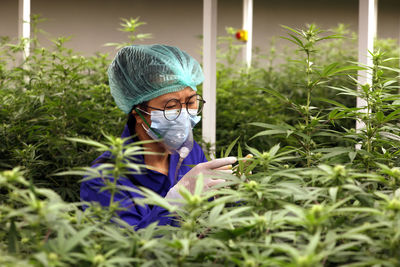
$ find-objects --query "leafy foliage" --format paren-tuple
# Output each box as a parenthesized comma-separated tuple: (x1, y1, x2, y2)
(2, 127, 400, 265)
(214, 24, 400, 157)
(0, 16, 124, 200)
(2, 19, 400, 266)
(104, 17, 152, 49)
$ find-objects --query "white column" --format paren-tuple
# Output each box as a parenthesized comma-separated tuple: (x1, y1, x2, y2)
(18, 0, 31, 59)
(243, 0, 253, 67)
(202, 0, 217, 156)
(398, 9, 400, 93)
(356, 0, 377, 131)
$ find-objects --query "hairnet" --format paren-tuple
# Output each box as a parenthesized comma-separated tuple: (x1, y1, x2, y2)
(108, 44, 204, 114)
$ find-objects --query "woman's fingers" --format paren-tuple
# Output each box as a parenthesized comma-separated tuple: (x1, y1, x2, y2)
(205, 178, 225, 189)
(203, 157, 237, 170)
(214, 164, 232, 170)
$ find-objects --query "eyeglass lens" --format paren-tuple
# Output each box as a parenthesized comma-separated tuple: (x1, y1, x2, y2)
(163, 94, 204, 121)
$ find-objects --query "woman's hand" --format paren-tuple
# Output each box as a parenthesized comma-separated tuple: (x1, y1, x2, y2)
(165, 157, 237, 201)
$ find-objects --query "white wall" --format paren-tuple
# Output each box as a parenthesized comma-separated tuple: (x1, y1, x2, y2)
(1, 0, 19, 38)
(1, 0, 399, 62)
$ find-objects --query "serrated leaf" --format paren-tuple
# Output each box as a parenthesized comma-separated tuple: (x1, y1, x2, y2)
(269, 144, 280, 157)
(251, 129, 287, 140)
(8, 220, 18, 253)
(194, 174, 204, 196)
(376, 111, 384, 122)
(262, 87, 289, 101)
(329, 187, 338, 203)
(213, 206, 250, 225)
(348, 151, 357, 162)
(63, 226, 94, 253)
(209, 203, 225, 224)
(66, 137, 108, 150)
(317, 98, 348, 108)
(224, 136, 240, 158)
(383, 109, 400, 122)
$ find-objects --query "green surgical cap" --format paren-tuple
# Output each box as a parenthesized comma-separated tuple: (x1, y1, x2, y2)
(108, 44, 204, 114)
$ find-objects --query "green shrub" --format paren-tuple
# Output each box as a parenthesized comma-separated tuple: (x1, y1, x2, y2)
(1, 22, 400, 266)
(0, 17, 124, 201)
(214, 24, 400, 157)
(2, 94, 400, 266)
(2, 17, 400, 205)
(0, 16, 155, 201)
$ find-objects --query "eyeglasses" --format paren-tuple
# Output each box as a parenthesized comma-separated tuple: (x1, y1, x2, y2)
(143, 94, 206, 121)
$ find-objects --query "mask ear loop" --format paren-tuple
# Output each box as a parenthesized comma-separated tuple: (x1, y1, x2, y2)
(135, 108, 162, 139)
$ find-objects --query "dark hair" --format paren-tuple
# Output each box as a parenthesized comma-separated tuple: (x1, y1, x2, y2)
(127, 102, 148, 136)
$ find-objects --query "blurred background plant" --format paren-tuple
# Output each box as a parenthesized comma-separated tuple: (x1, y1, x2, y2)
(1, 16, 400, 203)
(2, 127, 400, 266)
(1, 16, 400, 265)
(104, 17, 152, 49)
(0, 15, 125, 201)
(211, 23, 400, 160)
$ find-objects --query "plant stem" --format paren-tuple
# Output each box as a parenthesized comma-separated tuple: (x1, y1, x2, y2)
(305, 51, 312, 167)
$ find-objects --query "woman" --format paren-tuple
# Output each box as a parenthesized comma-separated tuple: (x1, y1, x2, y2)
(80, 44, 236, 229)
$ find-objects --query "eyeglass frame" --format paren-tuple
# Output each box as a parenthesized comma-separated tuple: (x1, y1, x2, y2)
(138, 94, 206, 121)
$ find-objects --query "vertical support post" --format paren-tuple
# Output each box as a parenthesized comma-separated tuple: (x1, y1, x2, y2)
(356, 0, 377, 132)
(18, 0, 31, 59)
(398, 11, 400, 93)
(243, 0, 253, 67)
(202, 0, 217, 156)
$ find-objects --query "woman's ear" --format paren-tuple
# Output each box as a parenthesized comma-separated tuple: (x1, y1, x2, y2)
(133, 107, 151, 125)
(131, 109, 143, 124)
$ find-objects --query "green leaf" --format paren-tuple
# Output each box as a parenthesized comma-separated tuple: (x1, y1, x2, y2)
(280, 25, 302, 36)
(194, 174, 204, 196)
(8, 219, 18, 254)
(287, 33, 305, 47)
(322, 65, 364, 77)
(224, 136, 240, 158)
(316, 34, 343, 41)
(280, 36, 304, 47)
(306, 229, 321, 255)
(334, 207, 381, 215)
(135, 186, 177, 212)
(209, 203, 225, 224)
(348, 151, 357, 162)
(261, 87, 290, 102)
(376, 111, 384, 122)
(321, 62, 339, 77)
(66, 137, 108, 150)
(383, 109, 400, 122)
(212, 206, 251, 225)
(244, 145, 262, 158)
(316, 98, 348, 108)
(177, 186, 192, 202)
(329, 187, 338, 203)
(211, 225, 253, 240)
(237, 143, 244, 175)
(269, 144, 281, 157)
(251, 129, 287, 140)
(315, 147, 353, 160)
(63, 226, 95, 253)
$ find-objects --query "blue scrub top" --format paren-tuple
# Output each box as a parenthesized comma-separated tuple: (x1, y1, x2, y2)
(80, 124, 207, 229)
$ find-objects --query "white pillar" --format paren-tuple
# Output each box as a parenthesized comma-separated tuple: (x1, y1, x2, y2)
(202, 0, 217, 156)
(356, 0, 377, 131)
(243, 0, 253, 67)
(18, 0, 31, 59)
(398, 9, 400, 93)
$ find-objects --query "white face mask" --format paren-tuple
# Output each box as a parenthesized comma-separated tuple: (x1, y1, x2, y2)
(138, 108, 201, 153)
